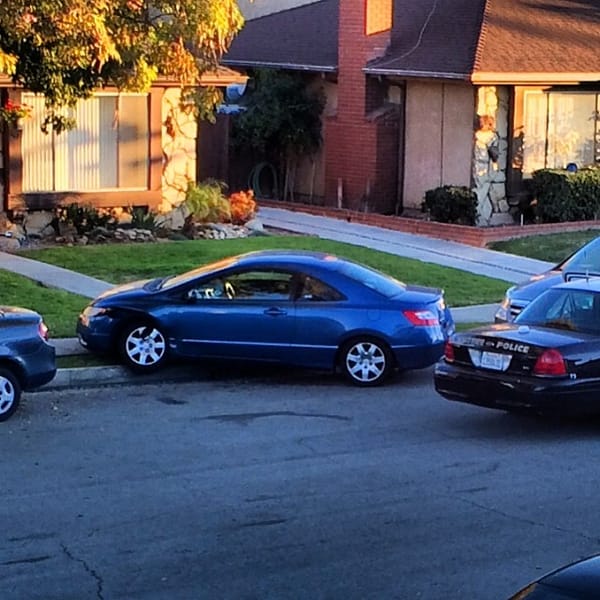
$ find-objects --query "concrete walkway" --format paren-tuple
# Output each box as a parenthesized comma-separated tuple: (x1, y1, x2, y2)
(1, 206, 553, 343)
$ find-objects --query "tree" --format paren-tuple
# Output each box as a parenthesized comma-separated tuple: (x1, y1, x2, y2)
(231, 69, 325, 201)
(0, 0, 244, 131)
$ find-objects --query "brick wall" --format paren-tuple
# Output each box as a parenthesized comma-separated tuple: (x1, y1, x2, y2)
(324, 0, 398, 213)
(260, 200, 600, 247)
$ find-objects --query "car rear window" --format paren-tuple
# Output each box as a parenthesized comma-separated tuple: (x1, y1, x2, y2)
(336, 262, 406, 298)
(517, 287, 600, 334)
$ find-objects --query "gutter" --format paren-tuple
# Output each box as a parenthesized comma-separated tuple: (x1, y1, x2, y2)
(364, 67, 470, 80)
(222, 59, 337, 73)
(471, 72, 600, 85)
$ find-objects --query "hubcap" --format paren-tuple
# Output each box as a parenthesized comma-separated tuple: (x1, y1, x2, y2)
(126, 326, 166, 366)
(0, 376, 16, 415)
(346, 342, 386, 383)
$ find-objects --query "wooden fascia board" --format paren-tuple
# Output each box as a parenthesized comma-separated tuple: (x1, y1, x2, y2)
(472, 72, 600, 85)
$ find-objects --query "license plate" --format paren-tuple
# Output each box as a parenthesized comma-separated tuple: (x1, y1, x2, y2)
(481, 351, 511, 371)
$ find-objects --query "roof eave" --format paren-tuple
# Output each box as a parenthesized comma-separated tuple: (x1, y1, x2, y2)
(222, 59, 337, 73)
(0, 67, 248, 89)
(471, 72, 600, 85)
(364, 67, 470, 81)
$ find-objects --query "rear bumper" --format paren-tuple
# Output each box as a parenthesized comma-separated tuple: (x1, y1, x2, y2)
(22, 343, 56, 390)
(393, 341, 446, 370)
(434, 360, 599, 415)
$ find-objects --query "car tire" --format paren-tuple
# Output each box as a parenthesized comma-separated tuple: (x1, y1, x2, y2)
(0, 367, 22, 422)
(340, 337, 393, 387)
(119, 322, 168, 373)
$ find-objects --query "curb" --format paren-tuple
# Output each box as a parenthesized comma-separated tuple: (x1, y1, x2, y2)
(37, 364, 202, 392)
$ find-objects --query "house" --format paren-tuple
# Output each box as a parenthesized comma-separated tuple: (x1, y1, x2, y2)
(222, 0, 600, 225)
(0, 68, 247, 216)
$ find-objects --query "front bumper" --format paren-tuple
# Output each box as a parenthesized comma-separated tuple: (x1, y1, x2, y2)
(434, 360, 600, 415)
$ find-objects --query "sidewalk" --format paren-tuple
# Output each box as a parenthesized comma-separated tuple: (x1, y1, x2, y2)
(259, 206, 552, 323)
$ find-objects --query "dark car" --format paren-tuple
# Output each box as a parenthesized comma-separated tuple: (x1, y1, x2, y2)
(509, 554, 600, 599)
(435, 278, 600, 415)
(77, 250, 454, 386)
(0, 306, 56, 422)
(495, 235, 600, 322)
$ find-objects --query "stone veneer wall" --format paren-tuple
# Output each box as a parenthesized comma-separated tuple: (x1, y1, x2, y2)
(159, 88, 198, 214)
(473, 85, 513, 227)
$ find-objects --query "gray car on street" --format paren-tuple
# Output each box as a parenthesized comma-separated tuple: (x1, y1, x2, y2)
(0, 306, 56, 421)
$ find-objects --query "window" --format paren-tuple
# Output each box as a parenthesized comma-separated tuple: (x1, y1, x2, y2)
(365, 0, 392, 35)
(228, 270, 295, 300)
(298, 276, 343, 302)
(21, 93, 149, 192)
(522, 90, 600, 175)
(518, 288, 600, 334)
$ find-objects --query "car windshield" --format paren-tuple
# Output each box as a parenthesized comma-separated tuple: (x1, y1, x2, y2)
(335, 261, 406, 298)
(516, 287, 600, 334)
(160, 257, 239, 290)
(560, 237, 600, 274)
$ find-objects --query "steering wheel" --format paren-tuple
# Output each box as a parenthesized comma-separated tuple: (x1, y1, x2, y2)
(224, 281, 236, 299)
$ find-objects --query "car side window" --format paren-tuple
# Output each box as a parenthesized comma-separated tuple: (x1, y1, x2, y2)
(297, 275, 343, 302)
(186, 277, 233, 300)
(227, 270, 295, 300)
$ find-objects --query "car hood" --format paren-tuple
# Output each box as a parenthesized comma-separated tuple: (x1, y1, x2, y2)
(0, 305, 40, 324)
(94, 278, 155, 303)
(509, 270, 563, 302)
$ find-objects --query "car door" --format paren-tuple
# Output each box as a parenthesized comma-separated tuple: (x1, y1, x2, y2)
(171, 268, 297, 362)
(292, 274, 348, 368)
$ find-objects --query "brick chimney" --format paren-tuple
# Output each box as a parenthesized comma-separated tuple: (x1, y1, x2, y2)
(324, 0, 399, 213)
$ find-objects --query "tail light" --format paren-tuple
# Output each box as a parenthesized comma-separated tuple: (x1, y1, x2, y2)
(38, 321, 49, 341)
(444, 341, 455, 363)
(533, 348, 566, 376)
(403, 309, 439, 326)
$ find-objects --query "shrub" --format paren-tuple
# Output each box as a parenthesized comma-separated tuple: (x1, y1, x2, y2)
(55, 203, 115, 235)
(422, 186, 478, 226)
(229, 189, 257, 224)
(185, 180, 231, 223)
(531, 168, 600, 223)
(127, 206, 160, 231)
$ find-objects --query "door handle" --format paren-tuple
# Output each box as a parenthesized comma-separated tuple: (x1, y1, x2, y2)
(264, 307, 287, 316)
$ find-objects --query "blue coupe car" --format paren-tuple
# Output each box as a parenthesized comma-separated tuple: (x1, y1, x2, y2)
(77, 250, 455, 386)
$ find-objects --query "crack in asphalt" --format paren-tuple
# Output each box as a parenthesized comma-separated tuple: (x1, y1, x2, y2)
(450, 495, 600, 543)
(3, 555, 51, 565)
(61, 543, 104, 600)
(198, 411, 352, 426)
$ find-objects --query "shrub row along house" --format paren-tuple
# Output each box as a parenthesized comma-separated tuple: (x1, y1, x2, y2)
(222, 0, 600, 226)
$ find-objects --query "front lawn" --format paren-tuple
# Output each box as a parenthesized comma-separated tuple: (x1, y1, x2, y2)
(489, 229, 600, 263)
(2, 236, 509, 339)
(20, 236, 508, 306)
(0, 270, 89, 338)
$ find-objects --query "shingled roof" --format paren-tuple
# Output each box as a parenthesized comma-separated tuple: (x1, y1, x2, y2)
(473, 0, 600, 83)
(367, 0, 486, 79)
(225, 0, 600, 84)
(223, 0, 338, 72)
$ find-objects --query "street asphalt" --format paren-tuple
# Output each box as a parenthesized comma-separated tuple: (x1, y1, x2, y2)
(1, 205, 553, 389)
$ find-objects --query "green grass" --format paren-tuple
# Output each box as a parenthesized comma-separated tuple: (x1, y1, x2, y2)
(57, 354, 118, 368)
(0, 270, 89, 339)
(19, 236, 509, 309)
(489, 229, 600, 263)
(3, 236, 511, 339)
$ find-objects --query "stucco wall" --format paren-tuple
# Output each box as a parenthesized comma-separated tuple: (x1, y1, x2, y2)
(160, 88, 198, 212)
(403, 81, 474, 209)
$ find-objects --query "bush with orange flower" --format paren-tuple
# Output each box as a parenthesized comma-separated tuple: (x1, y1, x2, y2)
(228, 189, 257, 225)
